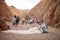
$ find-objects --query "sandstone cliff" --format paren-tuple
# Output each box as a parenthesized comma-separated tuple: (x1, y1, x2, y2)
(9, 6, 29, 18)
(30, 0, 60, 28)
(0, 0, 12, 30)
(0, 0, 30, 30)
(0, 0, 60, 30)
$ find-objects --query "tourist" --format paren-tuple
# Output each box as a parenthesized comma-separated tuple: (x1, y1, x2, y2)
(11, 15, 20, 26)
(16, 16, 20, 25)
(21, 18, 25, 24)
(40, 20, 47, 33)
(12, 15, 17, 26)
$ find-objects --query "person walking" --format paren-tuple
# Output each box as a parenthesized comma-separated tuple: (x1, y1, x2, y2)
(12, 15, 17, 26)
(16, 16, 20, 25)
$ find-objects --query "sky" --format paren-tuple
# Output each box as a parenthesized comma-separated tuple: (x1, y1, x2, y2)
(5, 0, 40, 10)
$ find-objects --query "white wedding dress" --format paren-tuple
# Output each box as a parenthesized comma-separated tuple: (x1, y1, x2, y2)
(1, 26, 41, 34)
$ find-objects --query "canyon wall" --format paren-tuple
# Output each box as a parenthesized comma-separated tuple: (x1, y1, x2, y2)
(0, 0, 29, 30)
(9, 6, 29, 18)
(0, 0, 60, 30)
(0, 0, 12, 30)
(30, 0, 60, 28)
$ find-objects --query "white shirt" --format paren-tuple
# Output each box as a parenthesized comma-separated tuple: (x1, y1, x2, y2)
(12, 17, 16, 23)
(40, 22, 46, 28)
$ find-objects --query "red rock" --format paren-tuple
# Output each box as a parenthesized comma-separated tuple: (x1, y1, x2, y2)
(29, 0, 60, 28)
(0, 0, 12, 30)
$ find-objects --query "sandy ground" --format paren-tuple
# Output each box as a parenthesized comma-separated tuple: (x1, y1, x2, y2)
(0, 22, 60, 40)
(1, 27, 41, 34)
(0, 27, 60, 40)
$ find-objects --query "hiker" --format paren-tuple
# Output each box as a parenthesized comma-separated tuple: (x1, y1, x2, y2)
(16, 16, 20, 25)
(29, 19, 33, 24)
(40, 20, 47, 33)
(21, 18, 25, 24)
(12, 15, 20, 26)
(29, 18, 34, 24)
(12, 15, 17, 25)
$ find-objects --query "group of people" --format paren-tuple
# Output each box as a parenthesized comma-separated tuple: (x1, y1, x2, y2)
(11, 15, 47, 33)
(11, 15, 20, 26)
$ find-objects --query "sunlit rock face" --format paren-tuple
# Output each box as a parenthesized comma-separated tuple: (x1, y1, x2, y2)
(9, 6, 29, 18)
(0, 0, 12, 30)
(0, 0, 29, 30)
(0, 0, 60, 30)
(0, 0, 12, 18)
(30, 0, 60, 28)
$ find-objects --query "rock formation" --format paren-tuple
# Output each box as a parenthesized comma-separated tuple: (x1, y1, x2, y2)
(0, 0, 29, 30)
(30, 0, 60, 28)
(0, 0, 12, 30)
(0, 0, 60, 30)
(9, 6, 29, 18)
